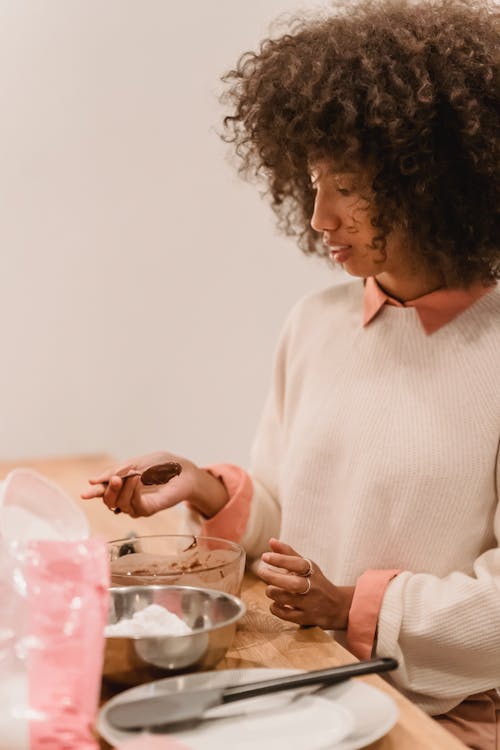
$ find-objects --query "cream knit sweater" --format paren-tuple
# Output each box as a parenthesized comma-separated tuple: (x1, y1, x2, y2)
(214, 278, 500, 716)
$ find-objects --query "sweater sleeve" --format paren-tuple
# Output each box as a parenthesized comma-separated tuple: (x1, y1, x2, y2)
(181, 458, 280, 559)
(374, 446, 500, 715)
(182, 463, 252, 541)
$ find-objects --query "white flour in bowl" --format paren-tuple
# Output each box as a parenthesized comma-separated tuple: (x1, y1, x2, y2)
(105, 603, 192, 637)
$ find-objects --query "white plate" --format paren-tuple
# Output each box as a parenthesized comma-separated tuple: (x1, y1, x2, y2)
(98, 668, 399, 750)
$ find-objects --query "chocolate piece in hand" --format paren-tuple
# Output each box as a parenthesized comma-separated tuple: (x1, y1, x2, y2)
(112, 461, 183, 513)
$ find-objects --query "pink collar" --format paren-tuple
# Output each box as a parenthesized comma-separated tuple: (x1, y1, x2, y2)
(363, 276, 495, 334)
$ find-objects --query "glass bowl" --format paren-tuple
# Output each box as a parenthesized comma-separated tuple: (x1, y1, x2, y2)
(108, 534, 245, 596)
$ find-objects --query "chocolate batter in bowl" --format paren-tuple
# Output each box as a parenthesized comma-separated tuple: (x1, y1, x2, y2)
(108, 535, 245, 596)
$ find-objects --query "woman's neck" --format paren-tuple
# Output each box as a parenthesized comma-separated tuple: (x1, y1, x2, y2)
(374, 270, 444, 303)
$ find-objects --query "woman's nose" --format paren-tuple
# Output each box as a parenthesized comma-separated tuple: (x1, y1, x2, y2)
(310, 192, 341, 233)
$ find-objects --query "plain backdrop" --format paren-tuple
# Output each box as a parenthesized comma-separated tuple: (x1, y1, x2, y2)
(0, 0, 345, 467)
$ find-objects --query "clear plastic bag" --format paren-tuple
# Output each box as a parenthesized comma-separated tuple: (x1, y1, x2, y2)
(0, 469, 109, 750)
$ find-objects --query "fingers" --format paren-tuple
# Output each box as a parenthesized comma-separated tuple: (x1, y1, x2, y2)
(114, 475, 141, 517)
(260, 539, 349, 630)
(259, 538, 317, 593)
(82, 451, 187, 518)
(101, 475, 125, 511)
(80, 484, 106, 499)
(259, 538, 320, 625)
(258, 565, 310, 595)
(266, 583, 311, 604)
(262, 551, 312, 577)
(268, 537, 300, 556)
(80, 473, 137, 500)
(81, 462, 134, 500)
(269, 602, 307, 624)
(87, 463, 135, 485)
(81, 464, 143, 509)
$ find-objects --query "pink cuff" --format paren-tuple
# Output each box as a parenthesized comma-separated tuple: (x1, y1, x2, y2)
(197, 463, 253, 542)
(346, 569, 400, 660)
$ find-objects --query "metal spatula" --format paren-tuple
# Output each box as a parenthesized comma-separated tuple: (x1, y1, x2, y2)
(107, 657, 398, 731)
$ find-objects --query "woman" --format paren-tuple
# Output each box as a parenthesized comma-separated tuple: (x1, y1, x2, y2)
(83, 1, 500, 746)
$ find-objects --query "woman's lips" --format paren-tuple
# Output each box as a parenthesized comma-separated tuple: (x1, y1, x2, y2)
(327, 244, 352, 263)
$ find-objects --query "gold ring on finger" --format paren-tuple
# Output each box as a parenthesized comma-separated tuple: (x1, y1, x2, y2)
(297, 577, 311, 595)
(301, 558, 313, 577)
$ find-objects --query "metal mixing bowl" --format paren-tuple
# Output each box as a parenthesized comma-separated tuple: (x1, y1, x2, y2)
(103, 585, 246, 686)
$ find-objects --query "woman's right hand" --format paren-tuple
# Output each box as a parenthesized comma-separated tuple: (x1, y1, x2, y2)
(80, 450, 229, 519)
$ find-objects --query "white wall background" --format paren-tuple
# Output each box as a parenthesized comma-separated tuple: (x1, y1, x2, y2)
(0, 0, 343, 467)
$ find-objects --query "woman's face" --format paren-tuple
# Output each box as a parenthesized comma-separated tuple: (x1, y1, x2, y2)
(309, 161, 409, 281)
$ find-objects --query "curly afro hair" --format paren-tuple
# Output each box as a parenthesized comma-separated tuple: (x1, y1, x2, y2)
(221, 0, 499, 287)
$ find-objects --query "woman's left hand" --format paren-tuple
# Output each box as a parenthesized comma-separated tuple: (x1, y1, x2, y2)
(257, 538, 355, 630)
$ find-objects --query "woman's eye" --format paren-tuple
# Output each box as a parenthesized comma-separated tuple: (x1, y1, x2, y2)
(336, 188, 351, 196)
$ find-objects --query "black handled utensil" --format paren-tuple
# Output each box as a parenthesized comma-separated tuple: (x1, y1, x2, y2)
(107, 656, 398, 731)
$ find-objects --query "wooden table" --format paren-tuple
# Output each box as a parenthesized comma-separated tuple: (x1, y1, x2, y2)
(0, 455, 467, 750)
